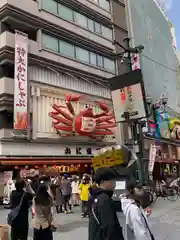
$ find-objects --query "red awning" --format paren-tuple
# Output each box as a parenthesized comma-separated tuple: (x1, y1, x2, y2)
(0, 159, 91, 165)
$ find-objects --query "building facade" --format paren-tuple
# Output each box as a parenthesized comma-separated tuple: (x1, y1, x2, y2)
(126, 0, 178, 111)
(0, 0, 127, 170)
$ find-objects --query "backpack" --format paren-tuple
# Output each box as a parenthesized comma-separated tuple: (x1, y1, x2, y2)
(7, 193, 25, 226)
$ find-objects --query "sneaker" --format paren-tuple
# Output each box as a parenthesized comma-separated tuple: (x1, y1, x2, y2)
(81, 214, 85, 218)
(68, 210, 73, 214)
(65, 211, 68, 214)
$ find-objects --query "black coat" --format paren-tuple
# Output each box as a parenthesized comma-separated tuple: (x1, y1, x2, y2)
(88, 188, 124, 240)
(10, 190, 33, 227)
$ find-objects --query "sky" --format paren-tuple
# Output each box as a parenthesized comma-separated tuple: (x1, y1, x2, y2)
(159, 0, 180, 49)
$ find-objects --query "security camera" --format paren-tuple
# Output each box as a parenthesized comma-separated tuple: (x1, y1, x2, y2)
(146, 97, 152, 105)
(161, 95, 168, 105)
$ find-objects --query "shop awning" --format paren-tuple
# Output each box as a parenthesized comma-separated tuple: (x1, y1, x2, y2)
(0, 158, 91, 165)
(155, 159, 180, 164)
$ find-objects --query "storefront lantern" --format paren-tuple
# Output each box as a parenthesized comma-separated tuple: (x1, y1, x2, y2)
(14, 166, 19, 169)
(78, 164, 80, 168)
(25, 165, 29, 169)
(85, 164, 88, 167)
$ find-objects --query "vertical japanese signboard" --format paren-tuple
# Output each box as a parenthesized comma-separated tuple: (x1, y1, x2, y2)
(13, 31, 28, 138)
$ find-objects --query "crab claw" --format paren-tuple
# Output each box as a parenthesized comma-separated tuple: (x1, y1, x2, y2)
(65, 94, 83, 102)
(94, 101, 109, 113)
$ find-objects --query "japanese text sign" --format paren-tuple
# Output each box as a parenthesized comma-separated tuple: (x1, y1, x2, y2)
(14, 31, 28, 130)
(91, 146, 125, 171)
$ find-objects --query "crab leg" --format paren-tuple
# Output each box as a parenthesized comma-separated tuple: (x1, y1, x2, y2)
(66, 102, 75, 115)
(49, 114, 72, 126)
(96, 115, 114, 124)
(54, 125, 73, 132)
(51, 104, 73, 121)
(96, 123, 116, 129)
(94, 130, 114, 135)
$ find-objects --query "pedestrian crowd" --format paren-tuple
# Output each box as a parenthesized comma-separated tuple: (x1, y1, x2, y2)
(7, 169, 155, 240)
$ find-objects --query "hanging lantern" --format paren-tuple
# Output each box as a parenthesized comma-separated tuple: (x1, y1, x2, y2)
(25, 165, 29, 169)
(71, 164, 74, 167)
(43, 165, 47, 168)
(78, 164, 80, 168)
(35, 165, 39, 169)
(85, 164, 88, 167)
(14, 166, 19, 169)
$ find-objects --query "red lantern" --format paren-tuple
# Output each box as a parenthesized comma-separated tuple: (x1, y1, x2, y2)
(78, 164, 80, 167)
(25, 165, 29, 169)
(14, 166, 19, 169)
(71, 164, 74, 167)
(35, 165, 39, 169)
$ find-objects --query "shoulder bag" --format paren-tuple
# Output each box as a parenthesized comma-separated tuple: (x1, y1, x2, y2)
(7, 192, 25, 226)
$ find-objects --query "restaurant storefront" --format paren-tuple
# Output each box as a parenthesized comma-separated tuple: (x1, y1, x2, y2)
(144, 108, 180, 180)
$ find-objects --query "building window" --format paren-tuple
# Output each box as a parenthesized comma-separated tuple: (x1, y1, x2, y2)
(74, 12, 87, 28)
(99, 0, 110, 11)
(59, 40, 75, 58)
(42, 34, 59, 52)
(101, 26, 113, 40)
(76, 47, 89, 63)
(97, 55, 103, 68)
(41, 0, 58, 15)
(104, 58, 116, 73)
(87, 19, 95, 32)
(90, 52, 97, 65)
(58, 3, 74, 21)
(95, 22, 102, 34)
(41, 0, 112, 40)
(42, 33, 115, 73)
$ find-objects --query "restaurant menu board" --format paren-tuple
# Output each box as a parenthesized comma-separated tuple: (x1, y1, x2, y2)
(91, 146, 125, 171)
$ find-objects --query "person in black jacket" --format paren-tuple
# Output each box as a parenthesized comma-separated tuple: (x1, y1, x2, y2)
(10, 179, 35, 240)
(88, 167, 124, 240)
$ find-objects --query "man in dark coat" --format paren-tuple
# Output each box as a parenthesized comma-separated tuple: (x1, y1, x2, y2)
(88, 167, 124, 240)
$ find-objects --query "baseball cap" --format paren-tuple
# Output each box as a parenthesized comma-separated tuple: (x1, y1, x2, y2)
(94, 167, 117, 184)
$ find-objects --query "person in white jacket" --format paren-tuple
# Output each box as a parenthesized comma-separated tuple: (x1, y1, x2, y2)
(120, 183, 154, 240)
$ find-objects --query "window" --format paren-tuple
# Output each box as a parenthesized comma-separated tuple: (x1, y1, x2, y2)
(42, 33, 115, 73)
(41, 0, 58, 15)
(59, 40, 75, 58)
(76, 47, 89, 63)
(90, 52, 97, 65)
(74, 12, 87, 28)
(101, 26, 113, 40)
(97, 55, 103, 67)
(104, 58, 115, 72)
(95, 22, 101, 34)
(58, 3, 74, 21)
(87, 19, 95, 32)
(42, 34, 59, 52)
(99, 0, 110, 11)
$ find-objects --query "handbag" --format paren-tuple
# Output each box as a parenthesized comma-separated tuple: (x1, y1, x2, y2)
(7, 193, 25, 226)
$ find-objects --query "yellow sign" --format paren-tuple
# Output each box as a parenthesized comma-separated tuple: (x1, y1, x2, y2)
(92, 148, 125, 171)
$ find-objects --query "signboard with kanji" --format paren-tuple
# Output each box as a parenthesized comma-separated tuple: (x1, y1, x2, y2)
(13, 30, 28, 133)
(91, 145, 126, 171)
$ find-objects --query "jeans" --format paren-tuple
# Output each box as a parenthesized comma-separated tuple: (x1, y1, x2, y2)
(81, 201, 88, 216)
(63, 195, 71, 211)
(33, 227, 53, 240)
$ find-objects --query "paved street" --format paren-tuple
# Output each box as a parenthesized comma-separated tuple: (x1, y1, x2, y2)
(1, 198, 180, 239)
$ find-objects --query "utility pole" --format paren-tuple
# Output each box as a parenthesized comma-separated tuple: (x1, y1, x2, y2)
(113, 39, 145, 185)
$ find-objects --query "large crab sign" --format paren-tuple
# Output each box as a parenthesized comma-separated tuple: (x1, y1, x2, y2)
(49, 94, 116, 139)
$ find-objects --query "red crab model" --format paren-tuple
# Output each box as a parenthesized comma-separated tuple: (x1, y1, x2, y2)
(49, 94, 116, 139)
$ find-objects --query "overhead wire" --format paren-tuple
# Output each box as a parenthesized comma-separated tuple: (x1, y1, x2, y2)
(141, 54, 179, 73)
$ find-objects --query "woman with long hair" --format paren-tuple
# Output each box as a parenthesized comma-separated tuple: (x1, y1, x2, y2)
(33, 183, 55, 240)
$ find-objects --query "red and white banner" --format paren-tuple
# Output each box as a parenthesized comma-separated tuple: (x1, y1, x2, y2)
(148, 144, 157, 173)
(14, 31, 28, 130)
